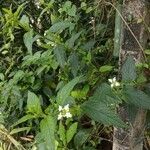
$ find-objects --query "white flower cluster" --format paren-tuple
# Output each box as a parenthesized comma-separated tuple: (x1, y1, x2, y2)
(108, 77, 120, 88)
(58, 104, 72, 120)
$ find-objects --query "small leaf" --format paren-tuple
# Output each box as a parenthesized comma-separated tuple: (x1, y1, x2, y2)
(19, 15, 30, 31)
(99, 65, 113, 73)
(27, 91, 42, 115)
(66, 122, 78, 144)
(0, 73, 4, 81)
(124, 86, 150, 109)
(23, 30, 34, 54)
(40, 116, 55, 150)
(121, 55, 136, 81)
(145, 49, 150, 55)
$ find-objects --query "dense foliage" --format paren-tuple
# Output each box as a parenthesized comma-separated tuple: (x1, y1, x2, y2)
(0, 0, 150, 150)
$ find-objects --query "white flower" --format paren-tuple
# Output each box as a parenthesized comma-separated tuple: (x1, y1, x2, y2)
(65, 112, 72, 118)
(108, 77, 120, 88)
(59, 105, 63, 111)
(58, 113, 63, 120)
(64, 104, 69, 111)
(58, 104, 72, 120)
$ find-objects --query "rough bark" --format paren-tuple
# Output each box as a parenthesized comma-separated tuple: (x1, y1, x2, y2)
(113, 0, 150, 150)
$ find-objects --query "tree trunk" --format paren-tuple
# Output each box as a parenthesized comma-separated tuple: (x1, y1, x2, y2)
(113, 0, 150, 150)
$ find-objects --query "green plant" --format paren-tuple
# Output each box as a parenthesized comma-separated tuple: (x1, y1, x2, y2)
(0, 0, 150, 150)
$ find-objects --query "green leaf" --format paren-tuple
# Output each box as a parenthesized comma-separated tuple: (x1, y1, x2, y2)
(92, 83, 121, 105)
(13, 70, 25, 83)
(99, 65, 113, 73)
(82, 100, 125, 128)
(68, 5, 76, 17)
(124, 86, 150, 109)
(49, 21, 75, 33)
(19, 15, 30, 31)
(66, 31, 82, 48)
(69, 53, 79, 77)
(121, 55, 136, 81)
(58, 121, 66, 145)
(53, 45, 66, 68)
(11, 114, 35, 127)
(0, 73, 4, 81)
(57, 76, 84, 105)
(74, 129, 90, 149)
(27, 91, 42, 115)
(23, 30, 34, 54)
(145, 49, 150, 55)
(40, 116, 55, 150)
(66, 122, 78, 144)
(10, 127, 31, 135)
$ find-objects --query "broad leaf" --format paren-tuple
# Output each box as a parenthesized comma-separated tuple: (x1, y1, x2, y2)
(123, 86, 150, 109)
(57, 76, 84, 105)
(66, 31, 82, 48)
(92, 83, 121, 105)
(69, 53, 79, 77)
(74, 129, 90, 149)
(121, 55, 136, 81)
(66, 122, 78, 144)
(82, 100, 125, 128)
(53, 45, 66, 68)
(27, 91, 42, 115)
(49, 21, 75, 33)
(40, 116, 55, 150)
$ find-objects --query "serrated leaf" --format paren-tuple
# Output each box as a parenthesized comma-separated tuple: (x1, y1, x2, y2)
(66, 122, 78, 143)
(40, 116, 55, 150)
(53, 45, 66, 68)
(69, 53, 79, 77)
(82, 100, 125, 128)
(57, 76, 84, 105)
(92, 83, 121, 105)
(124, 86, 150, 109)
(27, 91, 42, 115)
(49, 21, 75, 33)
(66, 31, 82, 48)
(13, 70, 25, 83)
(74, 129, 90, 148)
(121, 55, 136, 81)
